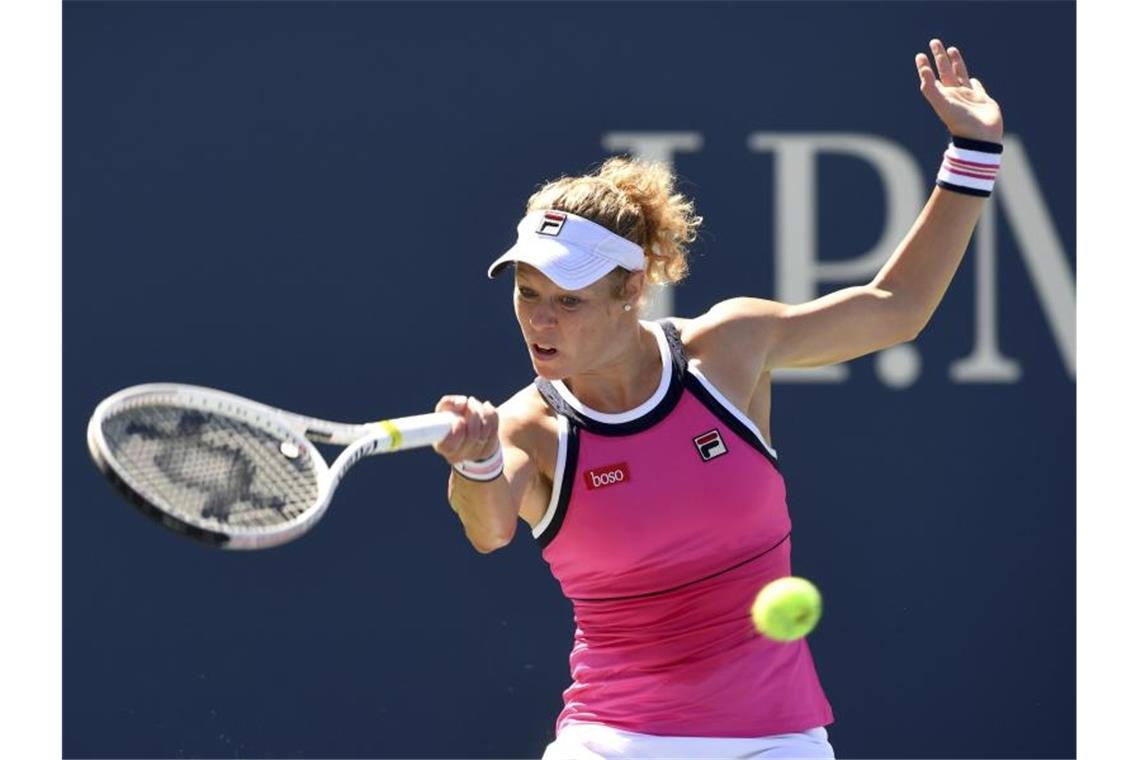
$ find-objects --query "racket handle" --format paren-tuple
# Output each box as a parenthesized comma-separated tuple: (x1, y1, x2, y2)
(372, 411, 459, 451)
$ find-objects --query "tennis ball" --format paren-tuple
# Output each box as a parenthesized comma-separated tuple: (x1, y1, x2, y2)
(751, 576, 822, 642)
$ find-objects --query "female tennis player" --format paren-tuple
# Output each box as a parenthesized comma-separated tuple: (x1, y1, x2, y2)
(432, 40, 1002, 759)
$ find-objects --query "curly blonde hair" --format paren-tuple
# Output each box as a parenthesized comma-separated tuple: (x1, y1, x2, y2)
(525, 156, 702, 286)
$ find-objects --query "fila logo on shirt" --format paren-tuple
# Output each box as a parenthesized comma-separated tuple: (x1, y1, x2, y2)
(693, 429, 728, 461)
(537, 211, 567, 236)
(584, 462, 630, 490)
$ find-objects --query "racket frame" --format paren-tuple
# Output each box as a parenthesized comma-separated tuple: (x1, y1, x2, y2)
(87, 383, 455, 549)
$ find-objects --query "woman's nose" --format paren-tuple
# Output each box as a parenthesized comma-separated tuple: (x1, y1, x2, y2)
(529, 301, 556, 329)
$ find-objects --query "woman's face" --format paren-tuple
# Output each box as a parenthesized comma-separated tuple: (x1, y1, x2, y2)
(513, 264, 639, 380)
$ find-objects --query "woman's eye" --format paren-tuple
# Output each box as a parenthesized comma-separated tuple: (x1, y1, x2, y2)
(517, 287, 537, 299)
(559, 296, 581, 308)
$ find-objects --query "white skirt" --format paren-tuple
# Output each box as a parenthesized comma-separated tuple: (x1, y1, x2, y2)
(542, 723, 835, 759)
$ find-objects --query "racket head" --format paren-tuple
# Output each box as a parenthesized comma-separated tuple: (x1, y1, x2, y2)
(87, 384, 333, 549)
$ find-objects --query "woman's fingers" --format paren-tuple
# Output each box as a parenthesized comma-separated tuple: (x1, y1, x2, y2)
(917, 38, 1003, 143)
(915, 52, 937, 91)
(947, 46, 971, 86)
(432, 395, 469, 457)
(435, 394, 469, 414)
(481, 400, 499, 440)
(432, 395, 499, 462)
(465, 396, 488, 445)
(929, 39, 955, 86)
(466, 399, 500, 460)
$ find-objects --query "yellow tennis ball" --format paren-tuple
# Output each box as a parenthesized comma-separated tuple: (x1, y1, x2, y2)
(751, 576, 822, 642)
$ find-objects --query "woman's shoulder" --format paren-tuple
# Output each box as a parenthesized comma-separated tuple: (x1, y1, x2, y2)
(675, 298, 781, 348)
(671, 300, 777, 390)
(497, 383, 558, 446)
(676, 299, 782, 357)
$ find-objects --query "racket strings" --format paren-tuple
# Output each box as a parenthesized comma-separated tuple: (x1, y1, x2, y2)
(101, 405, 320, 530)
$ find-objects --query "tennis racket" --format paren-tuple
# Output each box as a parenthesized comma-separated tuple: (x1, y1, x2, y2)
(86, 383, 457, 549)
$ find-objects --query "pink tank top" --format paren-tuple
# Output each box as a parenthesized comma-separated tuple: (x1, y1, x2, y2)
(531, 320, 833, 738)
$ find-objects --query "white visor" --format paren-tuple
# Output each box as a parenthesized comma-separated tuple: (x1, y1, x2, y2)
(487, 210, 645, 290)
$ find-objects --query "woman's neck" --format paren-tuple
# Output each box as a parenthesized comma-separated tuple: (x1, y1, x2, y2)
(562, 322, 662, 414)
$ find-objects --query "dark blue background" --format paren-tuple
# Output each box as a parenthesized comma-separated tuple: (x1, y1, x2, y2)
(64, 2, 1075, 757)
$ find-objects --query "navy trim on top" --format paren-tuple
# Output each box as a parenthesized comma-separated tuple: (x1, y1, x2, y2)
(531, 318, 781, 549)
(662, 319, 779, 468)
(535, 420, 579, 550)
(533, 322, 686, 437)
(684, 373, 780, 471)
(535, 377, 575, 418)
(535, 319, 778, 457)
(658, 319, 688, 373)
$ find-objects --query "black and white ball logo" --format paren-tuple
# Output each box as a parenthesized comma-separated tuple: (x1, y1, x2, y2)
(537, 211, 567, 236)
(693, 429, 728, 461)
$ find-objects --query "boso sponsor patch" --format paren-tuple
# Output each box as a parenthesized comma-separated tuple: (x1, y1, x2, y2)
(584, 462, 631, 490)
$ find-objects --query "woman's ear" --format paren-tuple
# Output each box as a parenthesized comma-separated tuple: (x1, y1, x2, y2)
(624, 270, 647, 305)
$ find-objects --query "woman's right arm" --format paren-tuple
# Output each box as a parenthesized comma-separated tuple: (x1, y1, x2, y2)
(433, 393, 545, 553)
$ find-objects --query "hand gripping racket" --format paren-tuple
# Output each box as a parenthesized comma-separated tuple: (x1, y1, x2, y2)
(86, 384, 457, 549)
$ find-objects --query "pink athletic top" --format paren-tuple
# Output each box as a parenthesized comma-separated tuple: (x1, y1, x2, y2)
(531, 320, 834, 738)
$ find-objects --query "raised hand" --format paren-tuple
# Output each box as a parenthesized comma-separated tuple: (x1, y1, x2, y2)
(916, 39, 1003, 143)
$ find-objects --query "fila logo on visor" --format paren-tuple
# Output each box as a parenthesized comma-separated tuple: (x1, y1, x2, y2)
(537, 211, 567, 236)
(693, 429, 728, 461)
(584, 462, 630, 490)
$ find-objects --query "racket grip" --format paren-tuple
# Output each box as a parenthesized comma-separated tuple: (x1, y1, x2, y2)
(374, 411, 459, 451)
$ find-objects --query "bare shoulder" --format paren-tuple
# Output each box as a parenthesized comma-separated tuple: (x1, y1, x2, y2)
(498, 384, 555, 434)
(676, 297, 784, 370)
(673, 299, 783, 440)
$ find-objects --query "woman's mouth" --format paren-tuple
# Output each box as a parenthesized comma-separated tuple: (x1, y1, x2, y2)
(532, 343, 558, 360)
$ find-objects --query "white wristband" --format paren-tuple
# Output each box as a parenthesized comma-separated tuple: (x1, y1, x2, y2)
(453, 444, 504, 482)
(936, 135, 1002, 198)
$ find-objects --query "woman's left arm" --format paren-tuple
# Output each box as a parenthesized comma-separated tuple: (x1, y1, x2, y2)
(706, 39, 1005, 372)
